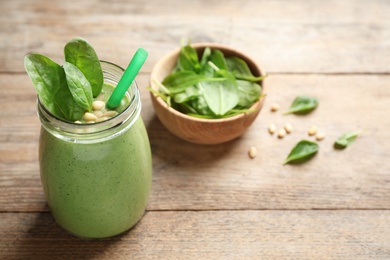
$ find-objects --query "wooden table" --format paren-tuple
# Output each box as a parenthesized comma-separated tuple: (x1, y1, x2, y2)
(1, 0, 390, 259)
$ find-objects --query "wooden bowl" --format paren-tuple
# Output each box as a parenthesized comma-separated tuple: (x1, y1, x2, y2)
(149, 43, 267, 145)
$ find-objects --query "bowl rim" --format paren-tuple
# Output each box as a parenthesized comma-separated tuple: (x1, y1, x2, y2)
(150, 42, 267, 123)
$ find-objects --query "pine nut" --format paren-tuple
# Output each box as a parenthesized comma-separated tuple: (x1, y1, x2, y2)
(270, 103, 280, 112)
(92, 100, 105, 111)
(308, 125, 318, 136)
(102, 111, 118, 117)
(74, 120, 82, 124)
(284, 123, 293, 133)
(268, 124, 276, 135)
(83, 112, 97, 122)
(316, 132, 326, 141)
(248, 147, 257, 159)
(277, 129, 286, 138)
(93, 110, 103, 118)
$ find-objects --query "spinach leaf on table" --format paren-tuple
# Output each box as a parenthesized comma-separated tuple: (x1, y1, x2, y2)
(24, 54, 85, 121)
(64, 38, 103, 97)
(63, 62, 93, 112)
(284, 96, 319, 115)
(334, 130, 363, 149)
(284, 140, 319, 165)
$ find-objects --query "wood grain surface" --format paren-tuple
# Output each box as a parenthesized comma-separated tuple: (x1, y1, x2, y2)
(2, 74, 389, 212)
(1, 0, 389, 73)
(1, 211, 389, 259)
(1, 0, 390, 259)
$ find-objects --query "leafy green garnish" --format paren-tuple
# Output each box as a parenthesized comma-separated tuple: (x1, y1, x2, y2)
(334, 130, 363, 149)
(284, 96, 319, 115)
(63, 62, 93, 112)
(24, 54, 85, 121)
(25, 38, 103, 121)
(64, 38, 103, 97)
(151, 43, 266, 119)
(284, 140, 319, 165)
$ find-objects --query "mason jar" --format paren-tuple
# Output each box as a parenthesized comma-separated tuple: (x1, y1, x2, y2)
(37, 61, 152, 238)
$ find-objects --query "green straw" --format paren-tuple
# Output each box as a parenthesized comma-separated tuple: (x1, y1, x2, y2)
(106, 48, 148, 109)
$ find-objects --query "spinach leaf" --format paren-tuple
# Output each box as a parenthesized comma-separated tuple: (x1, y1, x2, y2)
(208, 61, 236, 84)
(63, 62, 93, 112)
(147, 86, 168, 102)
(178, 45, 201, 72)
(226, 56, 252, 77)
(189, 95, 214, 116)
(152, 79, 170, 95)
(334, 130, 363, 149)
(24, 54, 84, 121)
(284, 96, 319, 115)
(236, 80, 262, 108)
(200, 79, 239, 116)
(177, 101, 199, 115)
(64, 37, 103, 97)
(199, 62, 214, 77)
(200, 47, 211, 67)
(173, 85, 200, 103)
(284, 140, 319, 165)
(199, 48, 214, 77)
(226, 57, 249, 74)
(226, 56, 266, 82)
(215, 68, 236, 83)
(162, 71, 222, 94)
(209, 49, 228, 71)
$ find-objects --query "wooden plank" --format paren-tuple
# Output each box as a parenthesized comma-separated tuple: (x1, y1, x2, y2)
(0, 0, 389, 73)
(1, 73, 389, 211)
(147, 74, 390, 210)
(0, 210, 389, 259)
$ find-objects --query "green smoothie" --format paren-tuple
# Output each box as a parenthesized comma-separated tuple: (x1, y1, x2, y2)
(37, 62, 152, 238)
(25, 38, 152, 238)
(39, 117, 151, 238)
